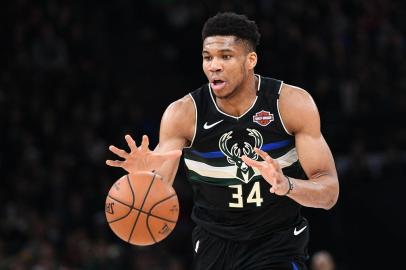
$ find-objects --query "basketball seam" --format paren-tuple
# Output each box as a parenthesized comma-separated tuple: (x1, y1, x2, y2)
(107, 195, 177, 224)
(146, 214, 157, 243)
(147, 194, 178, 217)
(127, 174, 136, 213)
(146, 193, 179, 243)
(105, 175, 135, 224)
(127, 173, 156, 243)
(106, 195, 138, 224)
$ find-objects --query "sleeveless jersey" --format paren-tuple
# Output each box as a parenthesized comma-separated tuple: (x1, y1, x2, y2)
(183, 75, 307, 241)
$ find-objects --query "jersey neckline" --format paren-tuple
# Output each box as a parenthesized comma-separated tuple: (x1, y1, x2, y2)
(208, 74, 261, 120)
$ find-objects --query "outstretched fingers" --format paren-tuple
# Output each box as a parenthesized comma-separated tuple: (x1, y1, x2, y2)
(125, 134, 138, 152)
(105, 159, 123, 167)
(254, 147, 270, 160)
(140, 135, 150, 151)
(109, 145, 129, 158)
(255, 148, 279, 169)
(241, 155, 265, 169)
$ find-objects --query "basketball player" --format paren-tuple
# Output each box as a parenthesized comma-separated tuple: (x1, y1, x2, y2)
(106, 12, 339, 270)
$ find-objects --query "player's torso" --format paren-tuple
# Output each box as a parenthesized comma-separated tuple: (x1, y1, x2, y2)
(183, 75, 306, 239)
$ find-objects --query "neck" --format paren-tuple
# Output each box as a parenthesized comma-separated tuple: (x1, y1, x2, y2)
(216, 73, 258, 117)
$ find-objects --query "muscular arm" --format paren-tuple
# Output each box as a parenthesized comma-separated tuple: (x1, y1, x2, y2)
(154, 95, 196, 185)
(280, 84, 339, 209)
(106, 95, 195, 186)
(242, 84, 339, 209)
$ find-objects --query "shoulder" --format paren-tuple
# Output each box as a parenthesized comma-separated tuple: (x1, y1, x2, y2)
(165, 94, 195, 118)
(279, 83, 320, 135)
(161, 94, 196, 141)
(280, 83, 317, 110)
(167, 83, 208, 111)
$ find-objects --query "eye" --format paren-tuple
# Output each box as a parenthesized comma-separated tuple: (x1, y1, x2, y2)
(222, 55, 232, 60)
(203, 56, 212, 61)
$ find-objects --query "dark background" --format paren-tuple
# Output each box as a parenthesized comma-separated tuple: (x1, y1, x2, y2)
(1, 0, 405, 269)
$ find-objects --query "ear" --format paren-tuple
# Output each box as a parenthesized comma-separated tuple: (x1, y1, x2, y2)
(246, 52, 257, 70)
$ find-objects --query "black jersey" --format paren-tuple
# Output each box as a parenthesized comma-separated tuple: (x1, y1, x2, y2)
(183, 75, 307, 241)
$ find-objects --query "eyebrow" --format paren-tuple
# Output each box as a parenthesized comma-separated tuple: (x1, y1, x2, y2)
(202, 49, 234, 54)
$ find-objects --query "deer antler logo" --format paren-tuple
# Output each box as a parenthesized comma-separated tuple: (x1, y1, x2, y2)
(218, 128, 263, 183)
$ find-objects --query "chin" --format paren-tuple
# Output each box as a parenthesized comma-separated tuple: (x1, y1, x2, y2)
(215, 88, 238, 100)
(213, 91, 224, 99)
(213, 90, 231, 99)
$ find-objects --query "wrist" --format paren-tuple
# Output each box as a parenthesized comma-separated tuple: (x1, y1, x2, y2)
(283, 175, 294, 196)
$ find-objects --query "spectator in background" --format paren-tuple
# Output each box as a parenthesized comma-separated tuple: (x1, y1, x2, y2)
(310, 250, 336, 270)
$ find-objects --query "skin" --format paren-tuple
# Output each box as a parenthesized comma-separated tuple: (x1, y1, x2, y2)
(106, 35, 339, 210)
(310, 250, 336, 270)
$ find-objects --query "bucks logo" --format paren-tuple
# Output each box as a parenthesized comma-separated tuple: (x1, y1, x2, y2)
(219, 128, 263, 183)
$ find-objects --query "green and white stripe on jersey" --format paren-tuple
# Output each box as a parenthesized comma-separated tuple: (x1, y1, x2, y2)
(184, 148, 299, 186)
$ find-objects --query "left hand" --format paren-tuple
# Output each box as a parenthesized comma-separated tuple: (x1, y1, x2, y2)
(106, 134, 182, 174)
(241, 148, 290, 195)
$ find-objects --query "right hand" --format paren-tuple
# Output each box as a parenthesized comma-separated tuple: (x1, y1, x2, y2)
(241, 148, 290, 196)
(106, 134, 182, 174)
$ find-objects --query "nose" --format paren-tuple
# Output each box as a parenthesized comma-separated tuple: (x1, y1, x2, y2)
(208, 57, 223, 72)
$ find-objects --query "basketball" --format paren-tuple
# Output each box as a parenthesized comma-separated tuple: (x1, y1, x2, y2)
(105, 171, 179, 246)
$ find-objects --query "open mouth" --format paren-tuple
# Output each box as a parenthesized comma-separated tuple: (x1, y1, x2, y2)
(213, 79, 224, 85)
(211, 79, 226, 91)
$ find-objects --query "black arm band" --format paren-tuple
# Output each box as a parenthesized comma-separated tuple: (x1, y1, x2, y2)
(283, 175, 294, 196)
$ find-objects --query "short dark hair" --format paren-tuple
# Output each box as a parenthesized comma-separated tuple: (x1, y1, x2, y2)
(202, 12, 261, 51)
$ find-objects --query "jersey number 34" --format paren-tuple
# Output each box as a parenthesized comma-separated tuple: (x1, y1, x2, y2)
(229, 182, 263, 208)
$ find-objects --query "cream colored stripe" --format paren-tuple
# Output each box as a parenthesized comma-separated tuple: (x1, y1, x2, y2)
(184, 159, 238, 179)
(185, 148, 298, 178)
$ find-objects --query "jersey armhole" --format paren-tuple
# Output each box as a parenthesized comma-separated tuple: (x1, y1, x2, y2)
(183, 93, 197, 149)
(277, 82, 293, 136)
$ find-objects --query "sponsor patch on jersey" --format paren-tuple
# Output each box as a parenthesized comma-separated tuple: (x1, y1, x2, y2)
(253, 110, 274, 126)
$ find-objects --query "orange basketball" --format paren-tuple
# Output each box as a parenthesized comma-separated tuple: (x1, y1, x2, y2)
(105, 171, 179, 246)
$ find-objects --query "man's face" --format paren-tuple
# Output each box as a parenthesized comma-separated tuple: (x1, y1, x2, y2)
(202, 36, 252, 99)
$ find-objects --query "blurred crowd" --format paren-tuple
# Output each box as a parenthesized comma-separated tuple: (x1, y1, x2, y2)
(1, 0, 405, 269)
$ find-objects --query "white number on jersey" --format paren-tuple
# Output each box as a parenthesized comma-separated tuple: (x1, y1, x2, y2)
(228, 182, 263, 208)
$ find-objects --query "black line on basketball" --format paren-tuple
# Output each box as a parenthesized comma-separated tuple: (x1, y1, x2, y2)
(148, 194, 177, 212)
(127, 174, 136, 208)
(108, 195, 133, 209)
(107, 196, 137, 224)
(146, 214, 158, 244)
(108, 195, 177, 224)
(146, 213, 177, 224)
(147, 193, 178, 221)
(105, 175, 134, 224)
(127, 173, 156, 243)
